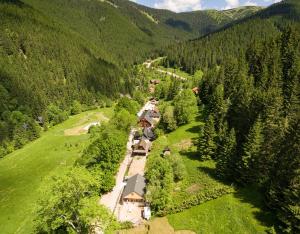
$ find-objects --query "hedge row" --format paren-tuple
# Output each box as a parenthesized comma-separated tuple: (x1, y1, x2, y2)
(157, 185, 235, 216)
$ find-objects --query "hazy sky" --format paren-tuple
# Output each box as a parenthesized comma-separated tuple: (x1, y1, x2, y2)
(130, 0, 282, 12)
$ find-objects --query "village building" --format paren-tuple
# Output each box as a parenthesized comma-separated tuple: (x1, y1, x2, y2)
(132, 138, 152, 156)
(122, 174, 146, 203)
(139, 110, 155, 128)
(143, 127, 156, 141)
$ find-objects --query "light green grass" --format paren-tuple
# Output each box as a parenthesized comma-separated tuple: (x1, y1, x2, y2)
(149, 115, 230, 204)
(168, 188, 276, 234)
(157, 66, 193, 80)
(0, 107, 113, 234)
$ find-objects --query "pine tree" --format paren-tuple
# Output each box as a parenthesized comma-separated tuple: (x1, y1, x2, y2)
(267, 119, 300, 233)
(216, 128, 237, 179)
(281, 26, 300, 117)
(239, 117, 264, 184)
(198, 115, 217, 160)
(209, 84, 228, 131)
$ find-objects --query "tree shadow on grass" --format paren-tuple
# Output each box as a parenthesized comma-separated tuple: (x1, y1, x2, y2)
(179, 149, 199, 161)
(197, 165, 232, 185)
(233, 187, 278, 230)
(186, 125, 201, 134)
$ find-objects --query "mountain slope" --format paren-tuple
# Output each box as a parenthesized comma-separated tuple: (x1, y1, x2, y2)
(0, 0, 263, 158)
(164, 0, 300, 73)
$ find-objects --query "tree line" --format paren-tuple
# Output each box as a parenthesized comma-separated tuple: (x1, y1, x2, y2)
(195, 27, 299, 233)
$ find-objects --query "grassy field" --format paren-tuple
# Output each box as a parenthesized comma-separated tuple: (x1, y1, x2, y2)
(147, 114, 232, 205)
(168, 188, 276, 234)
(0, 107, 113, 234)
(144, 113, 276, 233)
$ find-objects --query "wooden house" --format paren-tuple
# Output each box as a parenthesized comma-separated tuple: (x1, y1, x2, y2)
(122, 174, 146, 203)
(139, 110, 154, 128)
(132, 138, 151, 156)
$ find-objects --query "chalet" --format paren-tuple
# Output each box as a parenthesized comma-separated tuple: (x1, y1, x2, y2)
(143, 127, 156, 141)
(139, 110, 154, 128)
(132, 138, 152, 156)
(122, 174, 146, 203)
(150, 79, 160, 85)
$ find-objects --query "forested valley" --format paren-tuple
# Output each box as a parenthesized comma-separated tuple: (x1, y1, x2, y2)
(0, 0, 299, 233)
(0, 0, 259, 158)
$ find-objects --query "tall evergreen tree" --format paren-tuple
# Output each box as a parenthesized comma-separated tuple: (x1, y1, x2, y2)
(267, 119, 300, 233)
(239, 117, 264, 184)
(216, 128, 237, 179)
(281, 26, 300, 117)
(198, 115, 217, 160)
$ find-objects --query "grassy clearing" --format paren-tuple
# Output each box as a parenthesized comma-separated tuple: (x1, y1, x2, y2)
(168, 188, 276, 234)
(0, 108, 113, 234)
(157, 66, 193, 80)
(145, 114, 276, 233)
(148, 115, 231, 205)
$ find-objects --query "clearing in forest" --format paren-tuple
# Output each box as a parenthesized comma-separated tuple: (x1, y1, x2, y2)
(0, 108, 113, 234)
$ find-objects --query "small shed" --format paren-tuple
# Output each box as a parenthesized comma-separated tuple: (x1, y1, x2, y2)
(163, 146, 171, 156)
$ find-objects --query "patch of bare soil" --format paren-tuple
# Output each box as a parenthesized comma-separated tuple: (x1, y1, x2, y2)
(64, 113, 108, 136)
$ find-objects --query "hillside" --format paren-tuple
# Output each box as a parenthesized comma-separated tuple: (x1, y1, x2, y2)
(162, 0, 300, 232)
(0, 0, 262, 159)
(164, 0, 300, 73)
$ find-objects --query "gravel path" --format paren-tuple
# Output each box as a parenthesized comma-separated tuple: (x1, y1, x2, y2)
(100, 102, 154, 214)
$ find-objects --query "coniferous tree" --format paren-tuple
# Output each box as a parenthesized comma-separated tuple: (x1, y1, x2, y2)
(216, 128, 237, 179)
(281, 26, 300, 117)
(239, 117, 264, 184)
(198, 115, 217, 160)
(267, 119, 300, 233)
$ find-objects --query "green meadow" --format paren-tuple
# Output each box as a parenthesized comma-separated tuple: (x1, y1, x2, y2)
(147, 114, 276, 233)
(168, 188, 276, 234)
(0, 108, 113, 234)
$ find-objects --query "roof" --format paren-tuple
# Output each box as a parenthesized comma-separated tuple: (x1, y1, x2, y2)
(143, 127, 155, 140)
(133, 138, 151, 151)
(122, 174, 146, 198)
(163, 146, 171, 152)
(140, 110, 154, 125)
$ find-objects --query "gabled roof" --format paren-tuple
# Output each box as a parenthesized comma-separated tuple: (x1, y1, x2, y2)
(122, 174, 146, 198)
(143, 127, 155, 140)
(140, 110, 154, 125)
